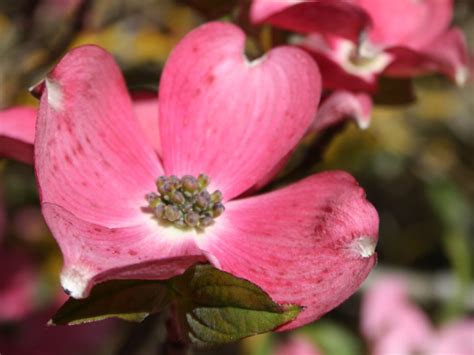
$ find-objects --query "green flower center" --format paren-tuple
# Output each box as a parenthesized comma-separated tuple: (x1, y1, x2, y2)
(146, 174, 224, 230)
(349, 47, 377, 67)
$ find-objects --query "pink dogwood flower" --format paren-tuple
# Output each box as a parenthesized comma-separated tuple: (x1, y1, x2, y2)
(34, 22, 378, 330)
(253, 0, 470, 91)
(361, 277, 474, 355)
(307, 0, 470, 90)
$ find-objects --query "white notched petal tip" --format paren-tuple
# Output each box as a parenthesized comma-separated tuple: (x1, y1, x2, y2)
(46, 78, 63, 111)
(244, 54, 267, 68)
(60, 268, 92, 299)
(455, 67, 469, 87)
(356, 116, 371, 130)
(351, 236, 377, 258)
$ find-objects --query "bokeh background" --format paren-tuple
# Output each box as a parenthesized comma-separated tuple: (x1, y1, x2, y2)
(1, 0, 473, 354)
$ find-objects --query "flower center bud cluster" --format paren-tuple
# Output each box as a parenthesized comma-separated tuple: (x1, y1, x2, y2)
(146, 174, 225, 230)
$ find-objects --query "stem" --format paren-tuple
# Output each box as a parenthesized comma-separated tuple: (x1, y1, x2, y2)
(115, 314, 165, 355)
(159, 305, 190, 355)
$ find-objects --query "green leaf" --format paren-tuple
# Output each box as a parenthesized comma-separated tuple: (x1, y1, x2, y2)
(51, 279, 171, 325)
(176, 264, 280, 311)
(172, 265, 300, 347)
(186, 306, 300, 347)
(50, 264, 301, 347)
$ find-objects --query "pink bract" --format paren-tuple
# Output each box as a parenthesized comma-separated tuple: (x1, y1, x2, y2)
(0, 107, 37, 164)
(250, 0, 372, 42)
(385, 27, 470, 86)
(355, 0, 453, 49)
(310, 90, 372, 132)
(35, 22, 378, 330)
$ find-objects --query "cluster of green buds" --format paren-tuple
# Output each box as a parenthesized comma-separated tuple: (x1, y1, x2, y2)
(146, 174, 225, 229)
